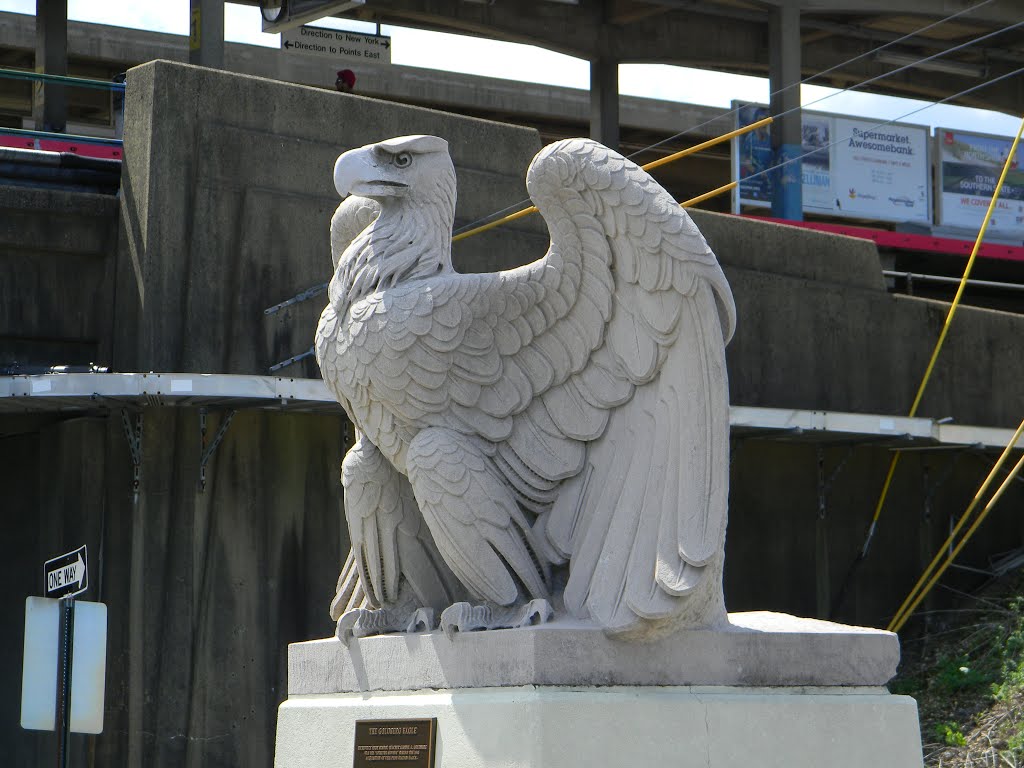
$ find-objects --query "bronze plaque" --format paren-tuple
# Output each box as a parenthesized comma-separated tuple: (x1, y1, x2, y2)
(353, 718, 437, 767)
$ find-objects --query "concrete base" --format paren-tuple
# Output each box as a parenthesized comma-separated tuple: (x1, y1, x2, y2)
(275, 685, 923, 767)
(276, 613, 923, 766)
(287, 612, 900, 693)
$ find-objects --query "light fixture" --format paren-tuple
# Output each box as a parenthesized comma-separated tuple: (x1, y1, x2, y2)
(875, 51, 987, 79)
(260, 0, 366, 33)
(260, 0, 285, 24)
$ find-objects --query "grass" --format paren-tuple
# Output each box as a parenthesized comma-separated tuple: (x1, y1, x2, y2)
(892, 578, 1024, 768)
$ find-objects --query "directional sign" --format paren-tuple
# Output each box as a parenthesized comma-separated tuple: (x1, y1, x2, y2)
(44, 545, 88, 600)
(281, 26, 391, 65)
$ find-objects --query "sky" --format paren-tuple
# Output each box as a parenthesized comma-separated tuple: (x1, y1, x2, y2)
(0, 0, 1020, 137)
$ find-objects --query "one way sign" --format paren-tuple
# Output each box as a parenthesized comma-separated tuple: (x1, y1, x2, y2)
(44, 546, 88, 599)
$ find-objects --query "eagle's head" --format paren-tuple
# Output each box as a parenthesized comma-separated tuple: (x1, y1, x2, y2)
(333, 134, 455, 215)
(329, 135, 457, 305)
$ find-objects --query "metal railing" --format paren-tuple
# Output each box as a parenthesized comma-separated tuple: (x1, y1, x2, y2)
(0, 67, 125, 148)
(883, 269, 1024, 296)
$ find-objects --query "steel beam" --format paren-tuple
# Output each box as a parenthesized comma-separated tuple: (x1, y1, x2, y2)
(590, 55, 619, 151)
(189, 0, 225, 69)
(769, 2, 802, 221)
(33, 0, 67, 133)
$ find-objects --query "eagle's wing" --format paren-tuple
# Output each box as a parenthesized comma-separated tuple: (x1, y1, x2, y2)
(518, 139, 735, 633)
(330, 195, 379, 270)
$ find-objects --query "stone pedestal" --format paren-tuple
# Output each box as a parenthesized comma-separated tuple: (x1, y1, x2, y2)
(274, 612, 923, 768)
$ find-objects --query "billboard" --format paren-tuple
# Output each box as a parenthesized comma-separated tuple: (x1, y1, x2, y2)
(732, 102, 931, 225)
(936, 128, 1024, 237)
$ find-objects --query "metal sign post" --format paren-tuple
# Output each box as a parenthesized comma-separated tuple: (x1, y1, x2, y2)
(55, 596, 75, 768)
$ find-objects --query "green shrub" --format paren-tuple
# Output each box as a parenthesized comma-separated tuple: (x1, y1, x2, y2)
(935, 721, 967, 747)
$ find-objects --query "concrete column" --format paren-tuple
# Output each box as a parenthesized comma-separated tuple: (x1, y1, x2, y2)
(189, 0, 225, 69)
(590, 56, 619, 151)
(33, 0, 68, 133)
(768, 2, 802, 221)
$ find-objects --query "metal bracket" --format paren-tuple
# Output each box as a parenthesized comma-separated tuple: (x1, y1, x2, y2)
(120, 409, 143, 501)
(269, 345, 315, 374)
(814, 444, 856, 619)
(816, 444, 856, 521)
(264, 282, 328, 315)
(922, 450, 969, 524)
(199, 407, 236, 491)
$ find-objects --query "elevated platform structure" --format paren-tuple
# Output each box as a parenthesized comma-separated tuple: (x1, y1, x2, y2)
(2, 372, 1020, 455)
(309, 0, 1024, 116)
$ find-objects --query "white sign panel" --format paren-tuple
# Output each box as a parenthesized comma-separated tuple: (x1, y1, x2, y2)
(801, 113, 834, 213)
(936, 128, 1024, 237)
(832, 117, 930, 224)
(733, 102, 931, 224)
(281, 26, 391, 65)
(21, 597, 107, 734)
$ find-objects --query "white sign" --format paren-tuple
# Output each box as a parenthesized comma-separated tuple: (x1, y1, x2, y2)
(733, 103, 931, 225)
(21, 597, 107, 734)
(936, 128, 1024, 238)
(44, 545, 88, 599)
(832, 117, 931, 224)
(281, 26, 391, 65)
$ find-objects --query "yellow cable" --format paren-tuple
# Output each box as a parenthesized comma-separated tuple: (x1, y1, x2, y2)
(451, 205, 536, 243)
(681, 181, 738, 209)
(908, 115, 1024, 418)
(643, 116, 774, 173)
(888, 415, 1024, 631)
(450, 117, 774, 243)
(864, 114, 1024, 554)
(890, 448, 1024, 634)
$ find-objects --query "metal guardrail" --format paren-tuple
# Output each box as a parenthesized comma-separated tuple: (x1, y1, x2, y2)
(0, 126, 122, 147)
(0, 67, 125, 91)
(884, 269, 1024, 294)
(0, 67, 125, 152)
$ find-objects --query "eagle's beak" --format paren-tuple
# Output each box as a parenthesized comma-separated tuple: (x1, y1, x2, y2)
(334, 145, 409, 199)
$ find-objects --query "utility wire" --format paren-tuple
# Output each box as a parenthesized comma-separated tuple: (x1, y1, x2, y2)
(453, 0, 1007, 236)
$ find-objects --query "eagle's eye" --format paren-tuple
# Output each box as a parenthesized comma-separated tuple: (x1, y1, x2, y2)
(393, 152, 412, 169)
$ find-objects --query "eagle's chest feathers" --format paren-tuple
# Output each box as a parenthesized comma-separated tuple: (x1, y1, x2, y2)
(319, 197, 456, 469)
(322, 272, 447, 472)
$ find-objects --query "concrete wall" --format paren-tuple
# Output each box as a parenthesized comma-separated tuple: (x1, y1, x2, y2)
(0, 185, 117, 369)
(693, 210, 1024, 427)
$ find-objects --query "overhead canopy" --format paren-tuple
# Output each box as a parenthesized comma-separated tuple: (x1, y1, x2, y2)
(239, 0, 1024, 115)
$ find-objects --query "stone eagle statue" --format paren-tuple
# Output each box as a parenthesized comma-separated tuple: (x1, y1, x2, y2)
(316, 134, 735, 643)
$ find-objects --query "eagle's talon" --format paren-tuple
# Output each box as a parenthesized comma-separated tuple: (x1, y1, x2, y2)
(439, 599, 553, 640)
(337, 605, 436, 647)
(335, 609, 365, 647)
(406, 607, 436, 633)
(517, 598, 553, 627)
(440, 602, 476, 640)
